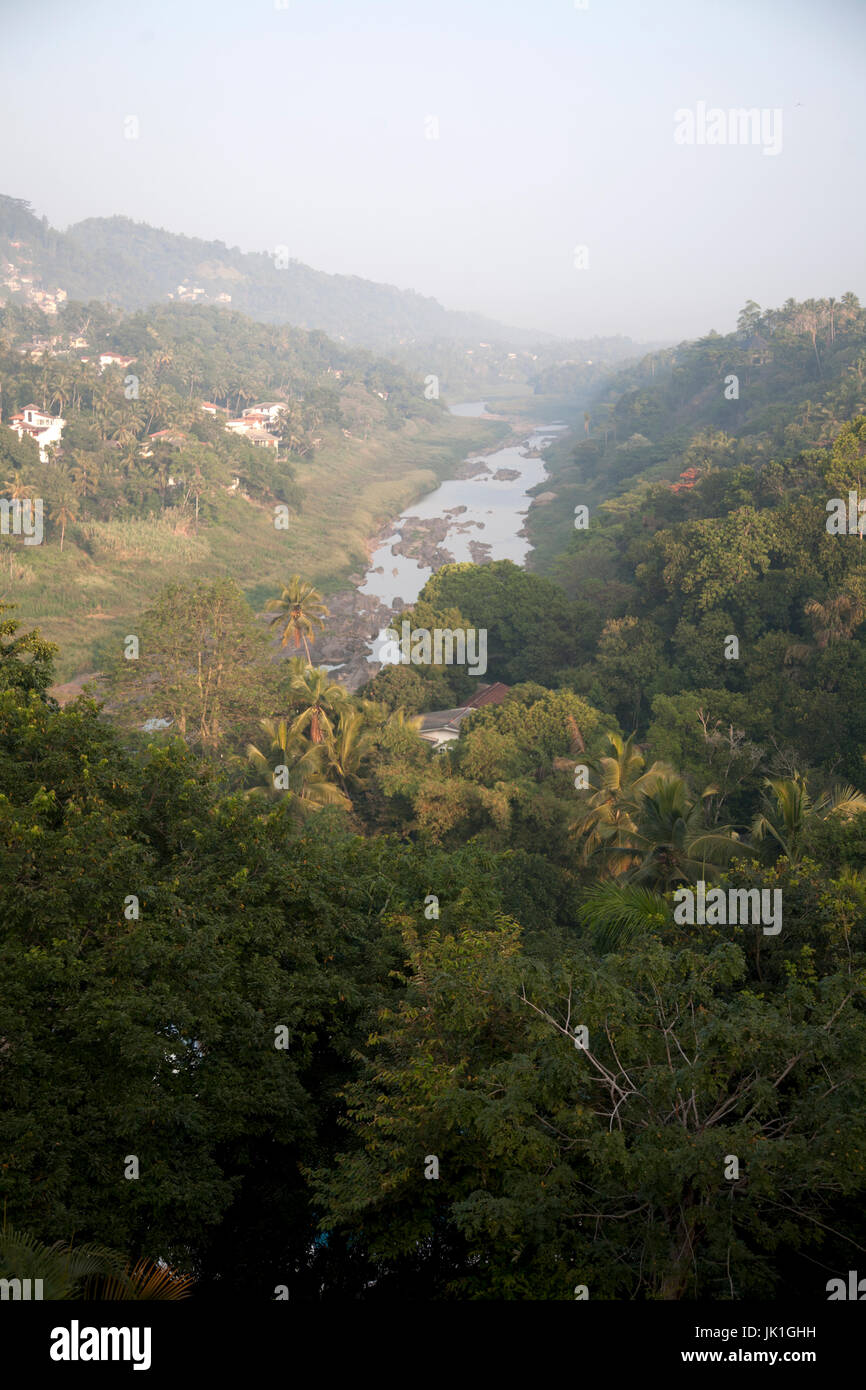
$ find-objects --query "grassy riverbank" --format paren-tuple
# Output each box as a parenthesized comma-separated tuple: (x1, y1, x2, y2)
(22, 412, 505, 682)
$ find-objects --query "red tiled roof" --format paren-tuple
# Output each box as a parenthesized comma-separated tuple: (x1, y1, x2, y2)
(463, 682, 510, 709)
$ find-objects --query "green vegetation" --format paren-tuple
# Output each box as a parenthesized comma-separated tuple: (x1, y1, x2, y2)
(0, 296, 503, 678)
(0, 194, 533, 351)
(2, 290, 866, 1301)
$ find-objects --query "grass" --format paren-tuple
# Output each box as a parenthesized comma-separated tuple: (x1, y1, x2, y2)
(5, 412, 507, 681)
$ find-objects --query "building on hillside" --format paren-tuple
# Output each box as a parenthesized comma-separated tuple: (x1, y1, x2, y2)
(417, 682, 510, 749)
(139, 429, 187, 458)
(243, 402, 286, 424)
(244, 428, 279, 450)
(146, 428, 186, 445)
(98, 352, 137, 370)
(225, 417, 279, 448)
(7, 403, 65, 461)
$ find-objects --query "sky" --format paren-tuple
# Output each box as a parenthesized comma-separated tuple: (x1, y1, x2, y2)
(1, 0, 864, 343)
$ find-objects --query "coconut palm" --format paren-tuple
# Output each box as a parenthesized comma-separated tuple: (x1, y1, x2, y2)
(0, 1222, 193, 1300)
(580, 880, 670, 952)
(3, 470, 35, 500)
(144, 384, 173, 435)
(288, 666, 348, 746)
(327, 708, 375, 797)
(805, 594, 865, 649)
(384, 706, 424, 734)
(265, 576, 329, 663)
(50, 491, 78, 552)
(90, 380, 115, 439)
(571, 732, 675, 876)
(245, 718, 350, 812)
(49, 373, 72, 417)
(751, 773, 866, 865)
(619, 776, 745, 891)
(70, 457, 100, 520)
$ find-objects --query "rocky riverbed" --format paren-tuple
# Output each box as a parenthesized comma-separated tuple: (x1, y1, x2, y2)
(285, 408, 567, 691)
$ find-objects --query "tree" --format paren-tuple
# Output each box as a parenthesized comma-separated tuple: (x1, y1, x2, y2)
(804, 594, 864, 650)
(327, 708, 374, 798)
(572, 733, 674, 876)
(0, 603, 56, 694)
(0, 1224, 193, 1300)
(50, 491, 78, 552)
(70, 456, 100, 521)
(265, 576, 329, 664)
(751, 773, 866, 865)
(736, 299, 762, 336)
(314, 916, 866, 1299)
(245, 717, 350, 813)
(418, 560, 583, 686)
(289, 666, 348, 746)
(3, 470, 35, 500)
(620, 775, 744, 890)
(594, 616, 667, 729)
(102, 579, 274, 753)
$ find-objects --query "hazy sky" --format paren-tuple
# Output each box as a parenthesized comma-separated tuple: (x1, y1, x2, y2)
(1, 0, 863, 342)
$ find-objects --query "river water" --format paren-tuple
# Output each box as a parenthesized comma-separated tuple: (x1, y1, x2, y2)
(358, 401, 566, 662)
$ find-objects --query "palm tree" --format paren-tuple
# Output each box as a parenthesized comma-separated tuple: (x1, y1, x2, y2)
(144, 384, 173, 435)
(785, 594, 866, 668)
(384, 706, 424, 734)
(50, 491, 78, 552)
(327, 708, 374, 797)
(0, 1222, 193, 1300)
(751, 773, 866, 865)
(245, 718, 350, 812)
(571, 733, 675, 876)
(288, 667, 348, 746)
(580, 879, 670, 952)
(3, 470, 35, 500)
(804, 594, 865, 649)
(619, 776, 744, 891)
(49, 373, 72, 417)
(70, 457, 100, 520)
(265, 576, 329, 663)
(90, 381, 115, 439)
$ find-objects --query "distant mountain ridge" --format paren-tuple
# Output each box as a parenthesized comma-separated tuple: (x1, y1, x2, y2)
(0, 195, 547, 351)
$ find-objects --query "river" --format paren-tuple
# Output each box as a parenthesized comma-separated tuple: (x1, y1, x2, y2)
(318, 401, 566, 676)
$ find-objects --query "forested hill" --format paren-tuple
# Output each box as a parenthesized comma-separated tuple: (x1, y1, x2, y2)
(524, 291, 866, 784)
(0, 294, 503, 678)
(528, 292, 866, 566)
(0, 195, 541, 351)
(4, 289, 866, 1300)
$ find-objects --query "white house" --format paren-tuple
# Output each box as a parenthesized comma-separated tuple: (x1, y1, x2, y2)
(243, 402, 286, 424)
(99, 352, 137, 371)
(8, 404, 65, 461)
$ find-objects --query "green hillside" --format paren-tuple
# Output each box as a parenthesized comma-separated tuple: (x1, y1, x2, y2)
(0, 194, 542, 351)
(0, 297, 504, 678)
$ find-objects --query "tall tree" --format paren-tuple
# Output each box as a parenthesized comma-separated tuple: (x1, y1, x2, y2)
(265, 576, 329, 664)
